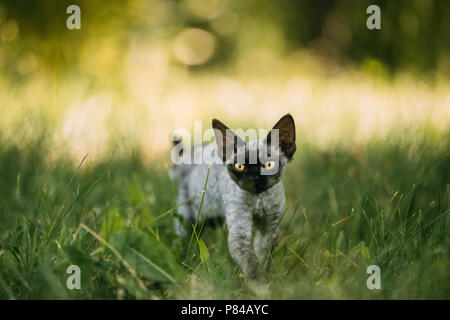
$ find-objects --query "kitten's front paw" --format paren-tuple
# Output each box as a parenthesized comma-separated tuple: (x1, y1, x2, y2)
(244, 264, 270, 295)
(245, 278, 270, 297)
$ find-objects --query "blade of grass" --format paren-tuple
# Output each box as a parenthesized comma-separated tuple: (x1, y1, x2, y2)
(45, 171, 105, 242)
(80, 223, 148, 292)
(127, 246, 179, 286)
(0, 274, 15, 300)
(144, 189, 204, 227)
(184, 167, 210, 266)
(288, 247, 310, 268)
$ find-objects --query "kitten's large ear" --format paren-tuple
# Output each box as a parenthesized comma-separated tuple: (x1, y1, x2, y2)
(212, 119, 243, 162)
(265, 114, 296, 159)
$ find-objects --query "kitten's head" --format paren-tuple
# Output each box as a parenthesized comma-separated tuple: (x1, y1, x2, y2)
(212, 114, 296, 194)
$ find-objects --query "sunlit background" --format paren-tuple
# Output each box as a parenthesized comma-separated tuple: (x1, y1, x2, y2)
(0, 0, 448, 163)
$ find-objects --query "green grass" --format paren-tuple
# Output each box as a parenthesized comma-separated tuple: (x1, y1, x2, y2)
(0, 127, 449, 300)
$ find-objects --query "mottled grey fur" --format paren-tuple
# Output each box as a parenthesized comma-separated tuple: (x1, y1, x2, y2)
(171, 115, 296, 281)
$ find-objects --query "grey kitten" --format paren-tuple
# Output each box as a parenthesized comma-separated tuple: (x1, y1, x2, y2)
(171, 114, 296, 282)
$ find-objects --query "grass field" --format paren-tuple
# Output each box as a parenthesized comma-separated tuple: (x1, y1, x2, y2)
(0, 119, 448, 299)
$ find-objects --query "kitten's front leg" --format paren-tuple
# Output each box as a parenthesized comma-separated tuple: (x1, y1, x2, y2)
(253, 212, 282, 266)
(226, 212, 266, 281)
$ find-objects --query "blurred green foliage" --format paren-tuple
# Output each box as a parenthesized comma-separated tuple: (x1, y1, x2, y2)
(0, 0, 449, 79)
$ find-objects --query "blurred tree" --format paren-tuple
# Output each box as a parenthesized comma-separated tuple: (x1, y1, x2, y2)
(0, 0, 448, 76)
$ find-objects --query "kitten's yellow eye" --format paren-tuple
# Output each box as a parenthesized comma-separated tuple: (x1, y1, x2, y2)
(234, 163, 245, 171)
(264, 161, 276, 169)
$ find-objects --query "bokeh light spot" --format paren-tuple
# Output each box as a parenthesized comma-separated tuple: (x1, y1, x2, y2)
(1, 19, 19, 42)
(172, 28, 216, 66)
